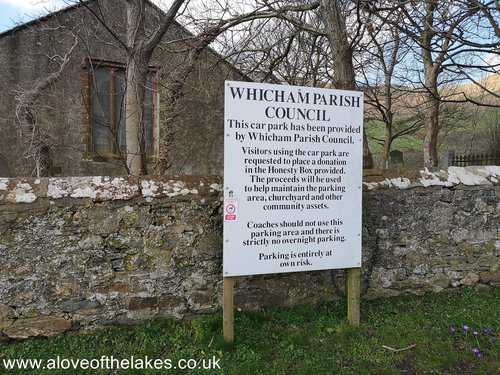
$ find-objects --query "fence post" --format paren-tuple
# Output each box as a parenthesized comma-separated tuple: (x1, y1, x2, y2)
(446, 150, 455, 167)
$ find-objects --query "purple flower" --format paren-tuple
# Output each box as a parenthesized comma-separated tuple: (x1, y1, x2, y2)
(463, 325, 470, 332)
(450, 325, 457, 334)
(472, 347, 482, 357)
(473, 331, 479, 337)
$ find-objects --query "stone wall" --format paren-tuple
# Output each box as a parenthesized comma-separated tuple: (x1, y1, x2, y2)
(0, 167, 499, 339)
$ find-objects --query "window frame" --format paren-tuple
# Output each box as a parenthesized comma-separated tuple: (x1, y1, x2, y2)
(82, 58, 159, 162)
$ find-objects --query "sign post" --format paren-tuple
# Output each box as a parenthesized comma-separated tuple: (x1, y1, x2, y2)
(223, 277, 235, 343)
(347, 267, 361, 326)
(223, 81, 364, 342)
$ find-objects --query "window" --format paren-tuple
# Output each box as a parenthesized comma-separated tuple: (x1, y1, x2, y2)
(85, 61, 157, 158)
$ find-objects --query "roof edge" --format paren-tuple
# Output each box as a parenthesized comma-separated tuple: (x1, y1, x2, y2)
(0, 1, 87, 39)
(0, 0, 251, 81)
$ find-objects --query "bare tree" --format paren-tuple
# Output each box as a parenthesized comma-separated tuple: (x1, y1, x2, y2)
(357, 20, 414, 169)
(218, 0, 375, 168)
(355, 18, 428, 169)
(217, 16, 329, 86)
(367, 0, 497, 167)
(436, 0, 499, 107)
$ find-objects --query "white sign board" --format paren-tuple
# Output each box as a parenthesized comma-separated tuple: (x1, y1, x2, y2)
(223, 81, 363, 277)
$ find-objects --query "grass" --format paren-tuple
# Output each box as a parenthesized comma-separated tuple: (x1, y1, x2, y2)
(365, 120, 423, 155)
(1, 288, 499, 374)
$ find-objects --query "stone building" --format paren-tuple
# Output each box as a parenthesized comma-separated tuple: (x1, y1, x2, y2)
(0, 0, 248, 177)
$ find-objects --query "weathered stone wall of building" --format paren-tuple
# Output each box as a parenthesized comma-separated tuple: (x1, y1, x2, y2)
(0, 167, 499, 339)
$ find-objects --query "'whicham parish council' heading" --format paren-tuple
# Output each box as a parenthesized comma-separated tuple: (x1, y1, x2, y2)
(229, 85, 361, 108)
(228, 84, 362, 122)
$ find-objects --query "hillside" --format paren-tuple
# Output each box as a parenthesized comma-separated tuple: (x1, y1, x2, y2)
(365, 74, 499, 167)
(454, 74, 500, 95)
(442, 74, 500, 104)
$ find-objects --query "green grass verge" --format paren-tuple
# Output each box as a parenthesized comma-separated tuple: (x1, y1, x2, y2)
(1, 288, 499, 374)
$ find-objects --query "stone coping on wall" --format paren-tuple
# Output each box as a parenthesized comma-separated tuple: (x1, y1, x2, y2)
(0, 176, 223, 204)
(0, 166, 499, 204)
(363, 166, 500, 190)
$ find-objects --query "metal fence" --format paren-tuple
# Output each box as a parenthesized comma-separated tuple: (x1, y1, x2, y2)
(449, 152, 500, 167)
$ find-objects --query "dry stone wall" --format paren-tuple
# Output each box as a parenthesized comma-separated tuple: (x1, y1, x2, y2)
(0, 167, 499, 339)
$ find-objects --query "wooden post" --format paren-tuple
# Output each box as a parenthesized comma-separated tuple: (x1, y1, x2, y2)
(346, 268, 361, 326)
(223, 277, 235, 343)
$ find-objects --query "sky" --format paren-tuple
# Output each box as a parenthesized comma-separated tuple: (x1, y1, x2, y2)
(0, 0, 65, 32)
(0, 0, 178, 32)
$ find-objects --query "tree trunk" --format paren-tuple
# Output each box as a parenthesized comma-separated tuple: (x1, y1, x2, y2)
(320, 0, 356, 90)
(122, 0, 186, 176)
(421, 0, 440, 168)
(383, 127, 392, 170)
(382, 71, 394, 170)
(423, 90, 440, 167)
(321, 0, 373, 169)
(125, 54, 148, 175)
(422, 55, 440, 168)
(125, 0, 149, 176)
(362, 130, 374, 169)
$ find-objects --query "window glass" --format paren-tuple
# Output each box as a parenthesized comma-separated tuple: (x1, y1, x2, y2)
(89, 64, 156, 156)
(91, 67, 112, 153)
(115, 69, 127, 154)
